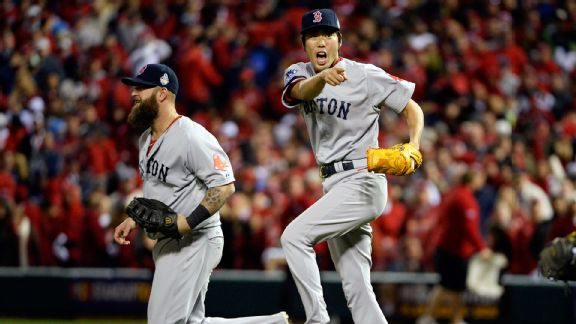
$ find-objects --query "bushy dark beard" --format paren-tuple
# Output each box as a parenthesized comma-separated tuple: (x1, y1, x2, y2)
(127, 93, 159, 130)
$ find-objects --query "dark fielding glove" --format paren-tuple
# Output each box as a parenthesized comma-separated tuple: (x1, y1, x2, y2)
(366, 143, 423, 176)
(538, 232, 576, 281)
(126, 197, 181, 239)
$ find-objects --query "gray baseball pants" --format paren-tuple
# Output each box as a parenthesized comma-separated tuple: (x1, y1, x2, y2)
(281, 169, 389, 324)
(150, 226, 287, 324)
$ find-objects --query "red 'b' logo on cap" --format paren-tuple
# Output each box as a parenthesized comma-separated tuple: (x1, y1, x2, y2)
(137, 65, 147, 76)
(312, 10, 322, 23)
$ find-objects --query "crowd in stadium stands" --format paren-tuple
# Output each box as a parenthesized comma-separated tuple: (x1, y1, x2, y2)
(0, 0, 575, 277)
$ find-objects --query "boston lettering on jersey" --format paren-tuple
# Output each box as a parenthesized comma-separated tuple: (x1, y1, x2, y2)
(301, 98, 351, 120)
(140, 157, 170, 182)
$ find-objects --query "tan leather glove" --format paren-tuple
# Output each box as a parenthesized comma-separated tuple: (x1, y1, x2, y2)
(366, 143, 423, 176)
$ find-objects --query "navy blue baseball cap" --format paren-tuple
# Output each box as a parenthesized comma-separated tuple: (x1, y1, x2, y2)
(121, 63, 179, 95)
(301, 9, 340, 34)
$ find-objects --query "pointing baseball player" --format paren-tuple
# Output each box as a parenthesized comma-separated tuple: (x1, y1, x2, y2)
(113, 64, 290, 324)
(281, 9, 424, 324)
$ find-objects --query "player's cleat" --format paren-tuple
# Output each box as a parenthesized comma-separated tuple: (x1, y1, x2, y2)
(280, 311, 291, 324)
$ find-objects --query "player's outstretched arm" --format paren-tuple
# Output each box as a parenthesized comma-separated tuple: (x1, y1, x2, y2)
(291, 67, 347, 101)
(114, 217, 137, 245)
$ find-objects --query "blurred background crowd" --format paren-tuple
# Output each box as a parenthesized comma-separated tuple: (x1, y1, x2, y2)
(0, 0, 575, 278)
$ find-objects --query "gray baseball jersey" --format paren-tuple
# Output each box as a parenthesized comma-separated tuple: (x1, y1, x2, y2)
(280, 58, 415, 323)
(138, 116, 233, 232)
(138, 116, 287, 324)
(282, 58, 415, 164)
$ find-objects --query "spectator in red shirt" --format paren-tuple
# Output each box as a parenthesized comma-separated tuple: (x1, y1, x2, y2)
(175, 29, 223, 112)
(417, 171, 491, 324)
(0, 197, 18, 266)
(229, 68, 265, 115)
(372, 184, 408, 271)
(0, 152, 17, 199)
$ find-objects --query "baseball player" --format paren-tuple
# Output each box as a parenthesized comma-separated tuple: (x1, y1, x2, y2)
(281, 9, 424, 324)
(113, 64, 289, 324)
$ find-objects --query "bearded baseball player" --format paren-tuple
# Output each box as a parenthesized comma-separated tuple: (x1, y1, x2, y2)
(280, 9, 425, 324)
(113, 64, 290, 324)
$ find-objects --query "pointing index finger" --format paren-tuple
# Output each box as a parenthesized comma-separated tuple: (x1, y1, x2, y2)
(334, 67, 347, 80)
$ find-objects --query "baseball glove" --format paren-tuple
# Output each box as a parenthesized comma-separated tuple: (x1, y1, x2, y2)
(366, 143, 423, 176)
(126, 197, 181, 239)
(538, 231, 576, 281)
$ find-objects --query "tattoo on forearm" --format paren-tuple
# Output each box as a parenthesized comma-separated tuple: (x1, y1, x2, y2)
(202, 187, 226, 214)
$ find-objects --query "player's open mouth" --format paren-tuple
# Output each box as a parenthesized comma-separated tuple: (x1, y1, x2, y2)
(316, 51, 327, 65)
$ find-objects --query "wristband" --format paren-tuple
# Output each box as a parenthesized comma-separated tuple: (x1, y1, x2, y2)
(186, 204, 211, 230)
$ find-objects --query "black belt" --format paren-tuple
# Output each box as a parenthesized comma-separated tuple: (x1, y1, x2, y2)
(319, 161, 356, 178)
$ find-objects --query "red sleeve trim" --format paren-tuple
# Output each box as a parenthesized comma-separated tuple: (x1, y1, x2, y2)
(283, 78, 305, 105)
